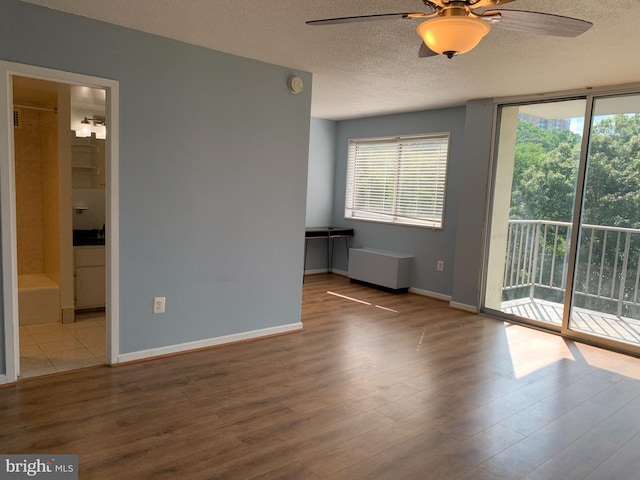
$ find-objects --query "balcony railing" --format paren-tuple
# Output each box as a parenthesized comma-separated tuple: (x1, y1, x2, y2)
(504, 220, 640, 318)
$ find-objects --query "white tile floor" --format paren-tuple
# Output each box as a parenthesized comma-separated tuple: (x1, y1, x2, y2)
(19, 310, 106, 379)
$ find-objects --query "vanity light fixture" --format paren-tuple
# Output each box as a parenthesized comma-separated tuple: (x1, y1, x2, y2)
(76, 117, 92, 138)
(75, 116, 106, 139)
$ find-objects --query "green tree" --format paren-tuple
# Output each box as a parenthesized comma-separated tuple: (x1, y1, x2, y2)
(508, 114, 640, 310)
(509, 114, 640, 226)
(582, 114, 640, 228)
(510, 121, 581, 221)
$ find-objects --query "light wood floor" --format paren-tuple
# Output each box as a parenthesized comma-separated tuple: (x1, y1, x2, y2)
(2, 274, 640, 479)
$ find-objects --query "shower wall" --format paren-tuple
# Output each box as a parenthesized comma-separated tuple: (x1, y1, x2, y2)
(41, 110, 61, 285)
(14, 80, 76, 325)
(15, 106, 63, 324)
(15, 107, 59, 277)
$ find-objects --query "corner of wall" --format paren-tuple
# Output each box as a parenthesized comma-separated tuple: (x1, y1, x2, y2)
(450, 99, 496, 309)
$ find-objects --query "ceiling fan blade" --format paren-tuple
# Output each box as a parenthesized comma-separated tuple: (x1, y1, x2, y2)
(468, 0, 517, 7)
(306, 13, 427, 26)
(422, 0, 444, 8)
(418, 42, 438, 58)
(484, 9, 593, 37)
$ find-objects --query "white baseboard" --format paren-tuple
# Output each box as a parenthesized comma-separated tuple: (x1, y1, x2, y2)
(304, 268, 328, 275)
(406, 288, 478, 313)
(409, 287, 452, 302)
(449, 301, 479, 313)
(304, 268, 349, 277)
(0, 374, 7, 385)
(118, 322, 303, 364)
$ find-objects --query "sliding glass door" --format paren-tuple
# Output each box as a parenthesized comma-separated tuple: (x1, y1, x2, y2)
(569, 94, 640, 347)
(484, 91, 640, 354)
(484, 100, 585, 328)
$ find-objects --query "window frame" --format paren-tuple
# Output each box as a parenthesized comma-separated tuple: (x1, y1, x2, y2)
(344, 132, 451, 229)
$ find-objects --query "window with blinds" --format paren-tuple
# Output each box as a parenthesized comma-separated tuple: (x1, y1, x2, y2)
(345, 133, 450, 229)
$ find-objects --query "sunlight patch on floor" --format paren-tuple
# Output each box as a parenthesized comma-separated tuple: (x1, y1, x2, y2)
(375, 305, 399, 313)
(504, 323, 575, 379)
(327, 291, 371, 305)
(573, 342, 640, 380)
(326, 291, 400, 313)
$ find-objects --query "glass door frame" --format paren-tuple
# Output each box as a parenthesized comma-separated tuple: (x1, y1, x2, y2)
(482, 85, 640, 358)
(560, 95, 593, 339)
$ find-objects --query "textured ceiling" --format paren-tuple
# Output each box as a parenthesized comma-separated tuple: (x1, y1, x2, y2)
(22, 0, 640, 120)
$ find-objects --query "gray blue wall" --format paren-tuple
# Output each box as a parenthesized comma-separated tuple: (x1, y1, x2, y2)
(0, 0, 312, 364)
(331, 108, 468, 296)
(450, 99, 495, 308)
(305, 102, 495, 305)
(304, 118, 336, 272)
(306, 118, 337, 228)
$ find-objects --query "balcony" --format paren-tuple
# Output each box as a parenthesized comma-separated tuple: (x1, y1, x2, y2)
(499, 220, 640, 346)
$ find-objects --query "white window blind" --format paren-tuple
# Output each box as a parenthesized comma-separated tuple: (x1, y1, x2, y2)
(345, 133, 450, 228)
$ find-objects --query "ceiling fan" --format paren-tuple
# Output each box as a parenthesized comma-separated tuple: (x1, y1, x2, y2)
(306, 0, 593, 59)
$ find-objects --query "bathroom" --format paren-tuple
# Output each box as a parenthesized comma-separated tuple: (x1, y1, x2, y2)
(14, 76, 107, 378)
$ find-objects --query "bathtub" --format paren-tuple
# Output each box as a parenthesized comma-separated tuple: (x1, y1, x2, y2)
(18, 273, 60, 325)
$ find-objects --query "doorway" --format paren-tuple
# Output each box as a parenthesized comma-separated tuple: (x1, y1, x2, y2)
(13, 76, 107, 378)
(0, 62, 119, 383)
(484, 90, 640, 356)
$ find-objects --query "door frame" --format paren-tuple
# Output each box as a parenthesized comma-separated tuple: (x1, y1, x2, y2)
(1, 61, 119, 383)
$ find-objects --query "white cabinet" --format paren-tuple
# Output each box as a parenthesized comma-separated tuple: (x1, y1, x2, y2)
(74, 246, 105, 309)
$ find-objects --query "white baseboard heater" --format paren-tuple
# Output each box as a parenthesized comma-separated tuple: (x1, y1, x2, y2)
(348, 248, 413, 293)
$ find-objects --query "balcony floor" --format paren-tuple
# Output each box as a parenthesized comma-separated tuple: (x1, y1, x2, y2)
(501, 297, 640, 347)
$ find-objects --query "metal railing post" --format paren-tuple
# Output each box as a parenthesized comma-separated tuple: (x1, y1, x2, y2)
(504, 220, 640, 314)
(617, 232, 631, 317)
(529, 221, 540, 299)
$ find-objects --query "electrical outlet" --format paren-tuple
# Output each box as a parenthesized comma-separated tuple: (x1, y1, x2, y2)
(153, 296, 166, 314)
(436, 260, 444, 272)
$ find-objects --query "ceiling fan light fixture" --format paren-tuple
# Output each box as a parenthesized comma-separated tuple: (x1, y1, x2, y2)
(417, 16, 491, 58)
